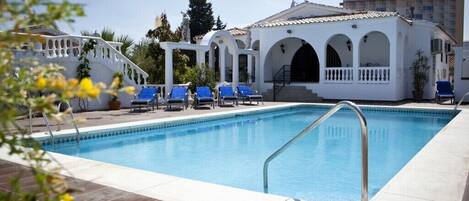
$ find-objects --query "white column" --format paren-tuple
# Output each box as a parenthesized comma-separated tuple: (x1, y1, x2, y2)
(165, 48, 173, 99)
(353, 39, 360, 84)
(209, 48, 215, 70)
(219, 45, 226, 83)
(196, 50, 206, 66)
(247, 54, 253, 83)
(255, 53, 261, 90)
(232, 53, 239, 87)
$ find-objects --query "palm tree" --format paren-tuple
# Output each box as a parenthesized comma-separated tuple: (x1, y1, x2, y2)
(81, 28, 134, 57)
(100, 27, 115, 41)
(116, 34, 134, 57)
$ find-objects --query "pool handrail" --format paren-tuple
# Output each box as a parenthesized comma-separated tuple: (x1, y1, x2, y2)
(57, 101, 80, 143)
(262, 101, 369, 201)
(454, 91, 469, 111)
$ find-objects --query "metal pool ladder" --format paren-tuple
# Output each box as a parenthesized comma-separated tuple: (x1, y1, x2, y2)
(29, 101, 81, 145)
(454, 91, 469, 112)
(262, 101, 369, 201)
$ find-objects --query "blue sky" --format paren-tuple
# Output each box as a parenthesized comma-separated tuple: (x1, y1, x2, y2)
(59, 0, 469, 41)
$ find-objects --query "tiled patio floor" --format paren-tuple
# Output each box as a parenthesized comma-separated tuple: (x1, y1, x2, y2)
(0, 160, 158, 201)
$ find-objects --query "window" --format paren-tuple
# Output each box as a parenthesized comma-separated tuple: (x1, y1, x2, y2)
(441, 53, 443, 62)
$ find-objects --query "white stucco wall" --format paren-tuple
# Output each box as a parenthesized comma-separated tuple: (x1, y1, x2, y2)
(15, 52, 136, 111)
(252, 16, 403, 101)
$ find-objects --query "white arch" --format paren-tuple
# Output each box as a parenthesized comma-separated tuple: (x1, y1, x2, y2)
(201, 30, 239, 55)
(359, 31, 390, 67)
(325, 34, 353, 67)
(263, 37, 319, 82)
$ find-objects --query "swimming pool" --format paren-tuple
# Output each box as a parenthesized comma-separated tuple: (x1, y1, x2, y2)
(43, 105, 454, 201)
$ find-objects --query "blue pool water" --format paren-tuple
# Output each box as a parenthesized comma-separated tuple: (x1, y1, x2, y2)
(44, 106, 453, 201)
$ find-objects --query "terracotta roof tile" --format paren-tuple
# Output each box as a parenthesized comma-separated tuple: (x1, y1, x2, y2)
(251, 11, 399, 28)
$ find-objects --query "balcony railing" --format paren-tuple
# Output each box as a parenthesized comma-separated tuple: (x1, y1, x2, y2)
(325, 67, 353, 83)
(33, 35, 148, 86)
(358, 67, 390, 84)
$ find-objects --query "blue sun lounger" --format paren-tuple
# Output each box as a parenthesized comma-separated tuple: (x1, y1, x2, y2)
(435, 81, 455, 104)
(194, 86, 215, 109)
(218, 86, 238, 106)
(237, 85, 263, 105)
(167, 86, 189, 110)
(131, 87, 159, 111)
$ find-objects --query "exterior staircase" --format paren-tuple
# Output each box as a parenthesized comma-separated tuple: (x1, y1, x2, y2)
(14, 34, 149, 110)
(263, 85, 323, 102)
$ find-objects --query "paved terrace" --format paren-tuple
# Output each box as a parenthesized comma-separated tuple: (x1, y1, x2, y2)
(0, 160, 158, 201)
(15, 100, 468, 134)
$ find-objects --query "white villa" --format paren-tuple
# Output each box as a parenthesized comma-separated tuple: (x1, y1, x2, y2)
(172, 2, 455, 101)
(15, 2, 465, 110)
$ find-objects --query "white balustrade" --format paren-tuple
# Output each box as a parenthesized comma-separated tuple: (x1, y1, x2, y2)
(358, 67, 390, 84)
(325, 67, 353, 83)
(39, 35, 148, 86)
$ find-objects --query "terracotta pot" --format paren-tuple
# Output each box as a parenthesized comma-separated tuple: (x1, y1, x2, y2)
(108, 100, 121, 110)
(412, 91, 424, 101)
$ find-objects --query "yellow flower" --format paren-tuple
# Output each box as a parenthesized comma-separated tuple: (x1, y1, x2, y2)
(87, 87, 101, 98)
(122, 86, 135, 95)
(79, 78, 93, 92)
(60, 193, 74, 201)
(67, 79, 79, 88)
(51, 77, 66, 90)
(36, 76, 47, 89)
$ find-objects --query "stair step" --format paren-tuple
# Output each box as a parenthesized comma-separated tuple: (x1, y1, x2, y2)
(263, 86, 322, 102)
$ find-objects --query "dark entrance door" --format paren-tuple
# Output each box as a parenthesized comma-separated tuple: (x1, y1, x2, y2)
(290, 43, 319, 82)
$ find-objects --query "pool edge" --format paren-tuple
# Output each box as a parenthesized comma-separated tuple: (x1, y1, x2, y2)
(4, 103, 466, 201)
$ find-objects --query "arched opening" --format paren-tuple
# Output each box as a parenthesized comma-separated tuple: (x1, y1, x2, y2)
(360, 31, 390, 67)
(210, 42, 221, 81)
(264, 38, 319, 83)
(291, 43, 319, 82)
(236, 39, 246, 49)
(327, 45, 342, 67)
(251, 40, 260, 82)
(326, 34, 353, 67)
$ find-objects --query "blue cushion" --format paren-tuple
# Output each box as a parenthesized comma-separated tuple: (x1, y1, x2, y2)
(196, 86, 212, 98)
(436, 81, 453, 96)
(170, 87, 187, 100)
(137, 87, 158, 100)
(237, 85, 254, 96)
(219, 86, 235, 97)
(197, 97, 214, 102)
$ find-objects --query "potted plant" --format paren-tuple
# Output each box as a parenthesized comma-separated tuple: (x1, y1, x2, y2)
(108, 72, 124, 110)
(410, 50, 430, 101)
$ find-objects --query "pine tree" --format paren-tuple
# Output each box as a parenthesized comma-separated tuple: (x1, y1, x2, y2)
(187, 0, 215, 42)
(213, 16, 227, 30)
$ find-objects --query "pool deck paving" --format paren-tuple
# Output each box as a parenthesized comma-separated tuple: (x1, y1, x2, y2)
(0, 160, 158, 201)
(3, 100, 469, 201)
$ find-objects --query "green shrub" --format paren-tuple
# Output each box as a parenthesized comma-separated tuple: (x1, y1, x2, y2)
(183, 64, 216, 92)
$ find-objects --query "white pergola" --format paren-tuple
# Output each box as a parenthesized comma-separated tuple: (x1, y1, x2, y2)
(160, 30, 259, 98)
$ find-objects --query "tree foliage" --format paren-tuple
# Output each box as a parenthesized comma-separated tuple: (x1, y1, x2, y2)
(213, 16, 227, 30)
(81, 28, 134, 57)
(0, 1, 134, 201)
(187, 0, 215, 42)
(131, 13, 189, 84)
(411, 50, 430, 92)
(182, 64, 216, 92)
